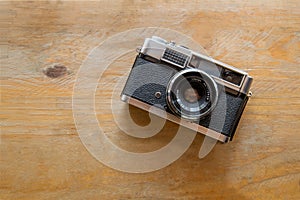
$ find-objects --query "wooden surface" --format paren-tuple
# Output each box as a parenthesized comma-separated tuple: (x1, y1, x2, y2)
(1, 1, 300, 199)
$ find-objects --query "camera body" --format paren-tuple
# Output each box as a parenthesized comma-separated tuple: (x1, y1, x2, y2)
(121, 36, 253, 142)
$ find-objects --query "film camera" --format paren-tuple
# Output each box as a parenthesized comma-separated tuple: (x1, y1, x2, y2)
(121, 36, 253, 142)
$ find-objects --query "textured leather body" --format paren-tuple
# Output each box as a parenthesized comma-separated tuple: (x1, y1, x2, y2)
(122, 56, 249, 139)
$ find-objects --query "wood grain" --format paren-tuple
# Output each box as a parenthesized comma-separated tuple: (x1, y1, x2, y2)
(1, 1, 300, 199)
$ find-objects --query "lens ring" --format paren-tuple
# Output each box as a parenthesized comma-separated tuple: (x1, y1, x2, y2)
(166, 69, 218, 121)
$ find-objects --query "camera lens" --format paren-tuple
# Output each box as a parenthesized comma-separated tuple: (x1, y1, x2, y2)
(183, 87, 201, 103)
(166, 69, 218, 121)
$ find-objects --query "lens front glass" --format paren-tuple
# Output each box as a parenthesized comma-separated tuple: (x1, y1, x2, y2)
(182, 78, 204, 104)
(167, 70, 218, 120)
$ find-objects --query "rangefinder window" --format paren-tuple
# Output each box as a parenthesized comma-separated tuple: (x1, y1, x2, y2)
(189, 55, 222, 77)
(189, 55, 201, 68)
(221, 69, 244, 86)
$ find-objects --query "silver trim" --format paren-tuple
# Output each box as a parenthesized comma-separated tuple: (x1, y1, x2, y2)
(120, 94, 229, 143)
(140, 38, 166, 60)
(240, 75, 253, 95)
(190, 53, 247, 77)
(247, 91, 253, 97)
(187, 53, 251, 94)
(140, 36, 253, 95)
(212, 75, 240, 91)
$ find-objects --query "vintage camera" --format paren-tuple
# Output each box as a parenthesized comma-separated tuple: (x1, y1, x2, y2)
(121, 36, 253, 142)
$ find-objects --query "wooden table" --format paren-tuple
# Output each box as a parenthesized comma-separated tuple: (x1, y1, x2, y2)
(1, 1, 299, 199)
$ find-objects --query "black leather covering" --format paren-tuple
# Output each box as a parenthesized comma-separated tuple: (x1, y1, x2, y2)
(122, 56, 249, 140)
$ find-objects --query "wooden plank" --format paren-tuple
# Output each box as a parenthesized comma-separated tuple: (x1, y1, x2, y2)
(1, 1, 299, 199)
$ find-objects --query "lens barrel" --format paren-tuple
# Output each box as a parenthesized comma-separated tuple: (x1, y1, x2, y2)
(166, 69, 218, 121)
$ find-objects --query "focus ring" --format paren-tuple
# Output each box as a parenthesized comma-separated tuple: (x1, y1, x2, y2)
(166, 69, 219, 121)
